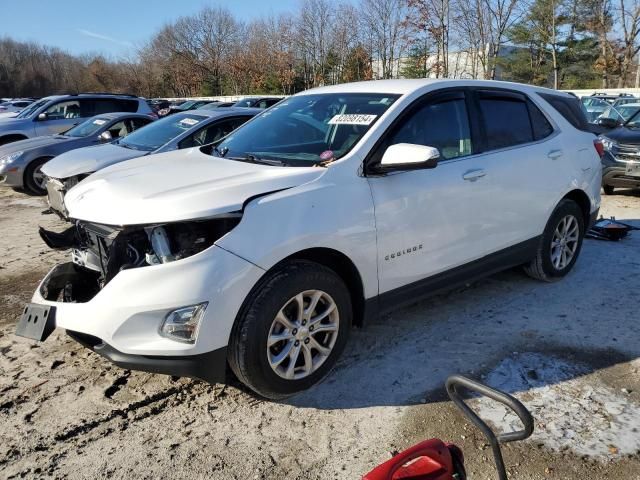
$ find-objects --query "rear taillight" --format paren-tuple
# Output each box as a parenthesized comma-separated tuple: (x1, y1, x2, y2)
(594, 139, 605, 158)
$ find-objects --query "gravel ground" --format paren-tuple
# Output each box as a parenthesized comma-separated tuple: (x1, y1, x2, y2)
(0, 186, 639, 480)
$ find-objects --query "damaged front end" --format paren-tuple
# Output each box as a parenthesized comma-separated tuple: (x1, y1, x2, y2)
(39, 214, 242, 303)
(45, 175, 86, 219)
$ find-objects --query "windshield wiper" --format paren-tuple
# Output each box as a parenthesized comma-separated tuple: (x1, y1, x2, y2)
(246, 154, 284, 166)
(226, 154, 284, 166)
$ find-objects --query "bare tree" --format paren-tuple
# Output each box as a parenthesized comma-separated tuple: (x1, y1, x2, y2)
(617, 0, 640, 86)
(360, 0, 409, 78)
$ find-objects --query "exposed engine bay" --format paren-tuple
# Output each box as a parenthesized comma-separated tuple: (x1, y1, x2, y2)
(39, 214, 241, 302)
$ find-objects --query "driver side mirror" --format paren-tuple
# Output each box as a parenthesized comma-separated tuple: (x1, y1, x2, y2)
(377, 143, 440, 172)
(98, 131, 113, 142)
(37, 112, 48, 121)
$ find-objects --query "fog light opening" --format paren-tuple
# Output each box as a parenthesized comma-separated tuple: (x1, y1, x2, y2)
(160, 303, 208, 344)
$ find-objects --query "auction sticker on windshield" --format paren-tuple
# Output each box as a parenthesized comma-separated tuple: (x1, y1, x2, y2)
(180, 118, 200, 127)
(93, 119, 107, 125)
(328, 114, 377, 125)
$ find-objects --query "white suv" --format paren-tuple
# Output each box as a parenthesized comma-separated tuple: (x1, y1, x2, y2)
(21, 80, 602, 399)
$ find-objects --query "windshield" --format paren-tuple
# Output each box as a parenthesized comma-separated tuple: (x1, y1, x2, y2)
(65, 117, 110, 137)
(16, 98, 49, 119)
(118, 112, 206, 151)
(215, 93, 399, 166)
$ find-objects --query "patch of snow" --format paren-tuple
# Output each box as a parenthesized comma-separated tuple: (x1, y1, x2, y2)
(475, 353, 640, 460)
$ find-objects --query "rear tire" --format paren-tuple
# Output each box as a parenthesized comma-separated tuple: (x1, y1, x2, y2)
(23, 158, 49, 196)
(228, 260, 352, 399)
(603, 185, 615, 195)
(524, 199, 585, 282)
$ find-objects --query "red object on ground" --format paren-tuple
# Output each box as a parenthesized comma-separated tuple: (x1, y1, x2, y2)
(363, 439, 462, 480)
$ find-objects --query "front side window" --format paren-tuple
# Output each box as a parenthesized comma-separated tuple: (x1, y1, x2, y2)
(216, 93, 399, 166)
(478, 96, 533, 150)
(385, 96, 473, 160)
(45, 100, 80, 120)
(118, 113, 207, 151)
(106, 120, 128, 139)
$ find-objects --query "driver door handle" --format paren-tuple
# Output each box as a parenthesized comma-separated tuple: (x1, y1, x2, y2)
(462, 169, 486, 182)
(547, 149, 563, 160)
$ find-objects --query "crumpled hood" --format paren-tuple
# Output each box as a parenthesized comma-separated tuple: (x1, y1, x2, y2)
(0, 135, 72, 156)
(41, 143, 145, 179)
(65, 148, 325, 225)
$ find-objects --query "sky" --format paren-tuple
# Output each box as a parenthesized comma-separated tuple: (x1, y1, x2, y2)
(2, 0, 300, 58)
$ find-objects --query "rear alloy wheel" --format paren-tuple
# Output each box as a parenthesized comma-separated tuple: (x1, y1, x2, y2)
(524, 199, 585, 282)
(228, 260, 351, 399)
(23, 158, 49, 195)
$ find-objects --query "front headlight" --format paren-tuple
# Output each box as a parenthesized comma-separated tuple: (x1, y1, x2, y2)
(0, 151, 24, 166)
(159, 303, 208, 343)
(599, 136, 617, 151)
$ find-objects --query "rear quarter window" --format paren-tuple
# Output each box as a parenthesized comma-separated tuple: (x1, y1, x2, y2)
(538, 93, 591, 132)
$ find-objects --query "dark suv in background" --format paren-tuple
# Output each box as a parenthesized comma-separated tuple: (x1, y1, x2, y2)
(0, 93, 154, 145)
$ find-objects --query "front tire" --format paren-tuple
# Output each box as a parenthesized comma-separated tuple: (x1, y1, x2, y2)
(23, 157, 49, 195)
(524, 199, 585, 282)
(228, 260, 352, 399)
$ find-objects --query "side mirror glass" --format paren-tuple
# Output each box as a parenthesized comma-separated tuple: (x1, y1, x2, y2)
(37, 112, 48, 121)
(378, 143, 440, 171)
(99, 131, 113, 142)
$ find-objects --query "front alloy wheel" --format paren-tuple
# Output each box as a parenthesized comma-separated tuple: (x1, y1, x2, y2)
(228, 260, 352, 399)
(267, 290, 339, 380)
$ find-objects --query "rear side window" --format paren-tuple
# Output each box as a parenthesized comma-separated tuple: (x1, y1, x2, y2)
(478, 94, 534, 150)
(538, 93, 590, 131)
(115, 99, 138, 112)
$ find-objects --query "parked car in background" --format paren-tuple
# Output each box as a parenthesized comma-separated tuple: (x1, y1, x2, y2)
(198, 101, 235, 110)
(162, 99, 213, 116)
(29, 79, 601, 399)
(0, 98, 34, 113)
(42, 108, 259, 217)
(0, 93, 154, 146)
(232, 97, 282, 108)
(598, 109, 640, 194)
(0, 112, 153, 195)
(612, 96, 639, 108)
(582, 97, 611, 122)
(147, 99, 170, 118)
(591, 103, 640, 131)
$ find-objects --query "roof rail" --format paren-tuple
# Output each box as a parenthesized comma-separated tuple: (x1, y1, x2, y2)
(77, 92, 140, 98)
(50, 91, 140, 98)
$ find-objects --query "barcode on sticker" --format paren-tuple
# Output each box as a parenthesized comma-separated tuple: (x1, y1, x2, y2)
(328, 114, 377, 125)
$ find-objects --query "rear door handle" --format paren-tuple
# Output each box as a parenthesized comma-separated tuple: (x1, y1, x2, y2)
(462, 169, 486, 182)
(547, 149, 563, 160)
